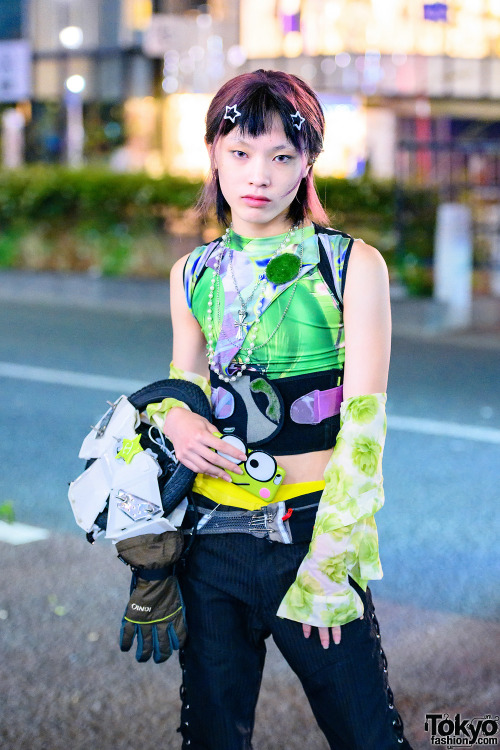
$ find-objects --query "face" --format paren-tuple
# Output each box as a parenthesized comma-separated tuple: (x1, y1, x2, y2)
(210, 115, 311, 237)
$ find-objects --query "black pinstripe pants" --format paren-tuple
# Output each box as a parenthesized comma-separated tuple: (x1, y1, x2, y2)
(177, 499, 412, 750)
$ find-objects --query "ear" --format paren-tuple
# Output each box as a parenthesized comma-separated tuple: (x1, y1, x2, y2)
(206, 138, 218, 171)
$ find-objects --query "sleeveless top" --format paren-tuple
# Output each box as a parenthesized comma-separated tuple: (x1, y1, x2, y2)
(183, 223, 354, 455)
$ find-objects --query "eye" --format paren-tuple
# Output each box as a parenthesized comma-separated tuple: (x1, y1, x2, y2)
(232, 150, 247, 159)
(245, 451, 276, 482)
(275, 154, 293, 163)
(217, 435, 246, 464)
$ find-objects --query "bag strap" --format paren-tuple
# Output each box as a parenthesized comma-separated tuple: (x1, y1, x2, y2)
(313, 223, 354, 312)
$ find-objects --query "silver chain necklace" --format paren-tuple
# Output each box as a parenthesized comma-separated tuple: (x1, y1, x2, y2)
(227, 222, 299, 342)
(206, 224, 305, 383)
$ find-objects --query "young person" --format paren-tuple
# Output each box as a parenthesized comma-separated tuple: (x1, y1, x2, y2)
(153, 69, 412, 749)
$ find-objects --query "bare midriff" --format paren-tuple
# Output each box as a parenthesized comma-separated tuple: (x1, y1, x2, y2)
(273, 446, 334, 484)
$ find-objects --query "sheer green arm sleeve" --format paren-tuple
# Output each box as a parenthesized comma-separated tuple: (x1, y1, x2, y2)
(146, 361, 212, 432)
(276, 393, 387, 628)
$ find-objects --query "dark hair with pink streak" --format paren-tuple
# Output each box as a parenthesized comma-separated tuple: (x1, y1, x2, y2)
(196, 69, 329, 227)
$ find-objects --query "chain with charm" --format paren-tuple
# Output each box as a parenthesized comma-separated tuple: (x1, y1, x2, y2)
(228, 249, 264, 341)
(206, 224, 305, 383)
(237, 223, 305, 358)
(220, 221, 299, 347)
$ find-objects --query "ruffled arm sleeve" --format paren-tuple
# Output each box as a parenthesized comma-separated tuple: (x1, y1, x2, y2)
(276, 392, 387, 628)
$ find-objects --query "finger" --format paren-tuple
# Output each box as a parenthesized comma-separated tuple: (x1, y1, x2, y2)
(176, 454, 233, 482)
(135, 625, 153, 662)
(197, 444, 245, 475)
(302, 623, 311, 639)
(331, 625, 341, 645)
(205, 428, 247, 463)
(119, 619, 135, 652)
(153, 625, 172, 664)
(318, 626, 330, 649)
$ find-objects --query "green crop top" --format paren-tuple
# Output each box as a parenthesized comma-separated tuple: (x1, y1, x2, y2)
(183, 224, 352, 380)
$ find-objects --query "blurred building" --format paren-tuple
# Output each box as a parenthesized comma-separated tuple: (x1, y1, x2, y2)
(1, 0, 500, 185)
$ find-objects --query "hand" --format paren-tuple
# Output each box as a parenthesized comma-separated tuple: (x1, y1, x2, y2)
(163, 407, 247, 481)
(302, 623, 342, 647)
(116, 531, 186, 664)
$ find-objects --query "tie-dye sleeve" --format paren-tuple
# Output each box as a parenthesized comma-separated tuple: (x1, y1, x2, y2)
(276, 393, 387, 628)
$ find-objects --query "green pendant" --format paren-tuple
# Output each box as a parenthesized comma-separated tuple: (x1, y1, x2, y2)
(266, 253, 301, 284)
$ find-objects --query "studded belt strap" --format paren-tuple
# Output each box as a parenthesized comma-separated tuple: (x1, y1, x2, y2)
(191, 500, 320, 544)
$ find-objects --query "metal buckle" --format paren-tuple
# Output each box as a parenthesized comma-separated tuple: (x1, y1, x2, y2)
(91, 399, 119, 438)
(249, 506, 280, 538)
(249, 508, 268, 532)
(116, 490, 161, 522)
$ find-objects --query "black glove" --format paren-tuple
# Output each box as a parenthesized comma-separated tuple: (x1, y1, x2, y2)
(116, 531, 187, 663)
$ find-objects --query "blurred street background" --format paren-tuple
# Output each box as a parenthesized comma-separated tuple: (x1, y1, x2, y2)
(0, 1, 499, 749)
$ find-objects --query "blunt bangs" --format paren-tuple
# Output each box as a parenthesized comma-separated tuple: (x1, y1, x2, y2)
(217, 94, 305, 156)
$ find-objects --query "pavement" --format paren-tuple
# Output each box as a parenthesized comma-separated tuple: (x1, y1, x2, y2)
(1, 268, 499, 750)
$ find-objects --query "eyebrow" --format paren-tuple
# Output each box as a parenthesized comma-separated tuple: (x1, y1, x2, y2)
(230, 138, 296, 151)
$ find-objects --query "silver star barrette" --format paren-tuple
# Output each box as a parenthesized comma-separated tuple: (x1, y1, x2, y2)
(290, 110, 305, 130)
(223, 104, 241, 123)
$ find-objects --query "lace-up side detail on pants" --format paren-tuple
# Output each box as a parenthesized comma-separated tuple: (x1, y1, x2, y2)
(177, 647, 193, 747)
(368, 602, 408, 745)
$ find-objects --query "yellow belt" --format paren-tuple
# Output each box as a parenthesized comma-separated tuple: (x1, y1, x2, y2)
(191, 474, 326, 511)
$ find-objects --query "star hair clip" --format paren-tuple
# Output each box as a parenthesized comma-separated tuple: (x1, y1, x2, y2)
(223, 104, 241, 123)
(290, 110, 305, 130)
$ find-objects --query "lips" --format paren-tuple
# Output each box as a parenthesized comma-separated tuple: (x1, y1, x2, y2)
(242, 195, 271, 206)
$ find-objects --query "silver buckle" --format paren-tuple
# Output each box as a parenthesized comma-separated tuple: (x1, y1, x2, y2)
(249, 508, 269, 533)
(91, 399, 119, 438)
(116, 490, 161, 522)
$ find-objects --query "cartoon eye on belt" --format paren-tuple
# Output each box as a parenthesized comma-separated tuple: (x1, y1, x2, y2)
(213, 434, 286, 502)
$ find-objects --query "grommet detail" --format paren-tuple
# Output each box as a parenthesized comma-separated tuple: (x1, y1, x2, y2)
(369, 604, 408, 745)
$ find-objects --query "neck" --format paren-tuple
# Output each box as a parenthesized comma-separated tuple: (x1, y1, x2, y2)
(230, 219, 312, 239)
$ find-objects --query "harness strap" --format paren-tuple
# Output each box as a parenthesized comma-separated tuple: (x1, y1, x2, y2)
(290, 383, 343, 424)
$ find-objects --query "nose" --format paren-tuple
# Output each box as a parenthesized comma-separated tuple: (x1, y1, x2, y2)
(249, 157, 270, 187)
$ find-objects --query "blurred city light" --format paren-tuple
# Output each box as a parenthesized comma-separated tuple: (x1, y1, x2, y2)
(315, 97, 367, 178)
(196, 12, 212, 30)
(65, 74, 85, 94)
(335, 52, 351, 68)
(227, 45, 246, 67)
(162, 93, 211, 177)
(3, 0, 500, 193)
(124, 0, 152, 31)
(59, 26, 83, 50)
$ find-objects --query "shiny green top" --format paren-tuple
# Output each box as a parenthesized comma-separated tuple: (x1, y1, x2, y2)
(185, 225, 351, 379)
